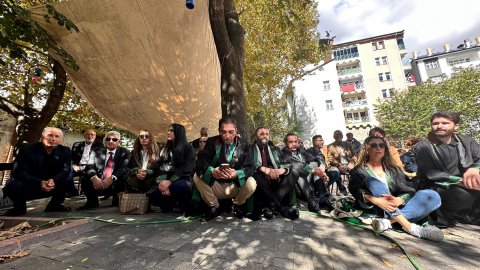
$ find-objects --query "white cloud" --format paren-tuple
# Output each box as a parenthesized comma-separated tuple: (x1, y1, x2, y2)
(317, 0, 480, 55)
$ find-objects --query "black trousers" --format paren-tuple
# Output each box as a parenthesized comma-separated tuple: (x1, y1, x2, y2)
(253, 170, 298, 210)
(81, 175, 126, 206)
(3, 177, 67, 210)
(147, 177, 192, 212)
(434, 185, 480, 226)
(296, 173, 332, 206)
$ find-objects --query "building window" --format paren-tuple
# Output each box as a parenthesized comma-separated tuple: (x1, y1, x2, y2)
(381, 88, 395, 99)
(430, 76, 443, 83)
(333, 46, 359, 60)
(385, 72, 391, 80)
(323, 80, 331, 91)
(372, 41, 385, 51)
(378, 72, 391, 82)
(448, 58, 471, 66)
(326, 100, 333, 110)
(381, 56, 388, 65)
(375, 56, 388, 66)
(425, 60, 439, 70)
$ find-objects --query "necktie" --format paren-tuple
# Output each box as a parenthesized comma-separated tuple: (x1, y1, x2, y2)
(225, 144, 231, 160)
(261, 146, 268, 167)
(103, 152, 114, 179)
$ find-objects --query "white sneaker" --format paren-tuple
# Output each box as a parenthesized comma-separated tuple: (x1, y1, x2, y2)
(409, 223, 444, 241)
(371, 218, 392, 232)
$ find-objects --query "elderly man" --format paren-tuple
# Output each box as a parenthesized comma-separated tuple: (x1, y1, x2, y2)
(191, 127, 209, 150)
(77, 131, 130, 210)
(251, 127, 299, 220)
(327, 130, 356, 196)
(3, 127, 72, 216)
(414, 111, 480, 227)
(193, 117, 256, 220)
(282, 133, 332, 213)
(69, 129, 103, 196)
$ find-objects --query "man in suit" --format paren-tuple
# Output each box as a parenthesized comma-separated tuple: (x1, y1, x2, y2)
(69, 129, 103, 196)
(190, 127, 208, 150)
(71, 129, 103, 177)
(3, 127, 72, 216)
(77, 131, 130, 210)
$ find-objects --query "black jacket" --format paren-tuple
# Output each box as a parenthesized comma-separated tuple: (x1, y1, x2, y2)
(12, 142, 71, 185)
(85, 147, 130, 182)
(196, 135, 253, 187)
(281, 147, 323, 177)
(71, 141, 103, 166)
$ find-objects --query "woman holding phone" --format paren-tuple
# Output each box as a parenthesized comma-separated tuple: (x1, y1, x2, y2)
(148, 124, 195, 213)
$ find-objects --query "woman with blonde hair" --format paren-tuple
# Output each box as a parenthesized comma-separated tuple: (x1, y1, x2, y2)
(349, 136, 444, 241)
(126, 130, 160, 193)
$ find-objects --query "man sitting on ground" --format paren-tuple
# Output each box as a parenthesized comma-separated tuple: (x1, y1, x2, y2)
(282, 133, 332, 213)
(251, 127, 299, 220)
(414, 110, 480, 227)
(3, 127, 72, 216)
(193, 117, 256, 221)
(77, 131, 130, 210)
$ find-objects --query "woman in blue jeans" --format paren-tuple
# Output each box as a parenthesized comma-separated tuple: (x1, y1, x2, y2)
(349, 136, 443, 241)
(148, 124, 195, 214)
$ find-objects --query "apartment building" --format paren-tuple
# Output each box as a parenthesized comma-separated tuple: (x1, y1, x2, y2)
(294, 31, 412, 142)
(411, 37, 480, 84)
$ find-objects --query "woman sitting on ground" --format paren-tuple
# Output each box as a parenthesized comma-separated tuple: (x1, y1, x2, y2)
(148, 124, 195, 213)
(349, 136, 444, 241)
(126, 130, 160, 193)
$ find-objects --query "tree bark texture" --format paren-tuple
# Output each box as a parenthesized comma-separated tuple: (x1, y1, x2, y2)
(209, 0, 249, 141)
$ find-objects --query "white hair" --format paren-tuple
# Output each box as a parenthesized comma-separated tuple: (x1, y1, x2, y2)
(41, 127, 64, 139)
(103, 130, 121, 145)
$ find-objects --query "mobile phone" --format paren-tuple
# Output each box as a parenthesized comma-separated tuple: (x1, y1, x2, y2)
(220, 163, 230, 170)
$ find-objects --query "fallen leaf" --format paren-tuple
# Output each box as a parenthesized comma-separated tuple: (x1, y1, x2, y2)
(0, 249, 30, 264)
(388, 243, 397, 249)
(381, 259, 394, 268)
(411, 250, 422, 257)
(81, 257, 88, 263)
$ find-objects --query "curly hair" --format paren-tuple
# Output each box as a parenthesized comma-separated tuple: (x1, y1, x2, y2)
(132, 130, 159, 167)
(357, 136, 402, 170)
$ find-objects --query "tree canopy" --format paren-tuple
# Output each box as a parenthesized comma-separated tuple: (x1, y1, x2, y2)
(375, 67, 480, 141)
(237, 0, 330, 143)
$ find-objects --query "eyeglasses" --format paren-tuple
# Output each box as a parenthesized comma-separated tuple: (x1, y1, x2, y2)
(106, 138, 119, 142)
(369, 143, 386, 149)
(139, 134, 149, 139)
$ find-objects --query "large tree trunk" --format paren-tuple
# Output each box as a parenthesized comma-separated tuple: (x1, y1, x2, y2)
(0, 58, 67, 145)
(209, 0, 249, 141)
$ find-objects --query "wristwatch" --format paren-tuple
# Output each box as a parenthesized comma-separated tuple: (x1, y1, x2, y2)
(111, 175, 117, 182)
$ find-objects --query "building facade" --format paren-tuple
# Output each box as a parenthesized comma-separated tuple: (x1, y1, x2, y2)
(411, 37, 480, 84)
(295, 31, 412, 142)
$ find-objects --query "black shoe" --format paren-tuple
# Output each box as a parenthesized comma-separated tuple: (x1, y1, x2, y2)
(45, 204, 71, 212)
(307, 200, 320, 213)
(279, 206, 300, 220)
(76, 202, 100, 211)
(204, 207, 221, 221)
(262, 207, 274, 219)
(4, 207, 27, 216)
(233, 204, 247, 219)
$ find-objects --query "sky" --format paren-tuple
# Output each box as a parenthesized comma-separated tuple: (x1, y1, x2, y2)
(316, 0, 480, 56)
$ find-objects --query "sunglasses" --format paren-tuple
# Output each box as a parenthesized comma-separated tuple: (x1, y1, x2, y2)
(139, 134, 149, 139)
(106, 137, 119, 142)
(369, 143, 386, 149)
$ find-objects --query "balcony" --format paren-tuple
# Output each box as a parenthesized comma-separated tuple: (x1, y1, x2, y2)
(345, 116, 371, 124)
(340, 83, 365, 95)
(343, 99, 368, 108)
(334, 52, 359, 61)
(338, 66, 361, 76)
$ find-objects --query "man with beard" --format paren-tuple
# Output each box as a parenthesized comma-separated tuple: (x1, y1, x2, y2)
(251, 127, 299, 220)
(282, 133, 333, 213)
(327, 130, 356, 196)
(414, 111, 480, 227)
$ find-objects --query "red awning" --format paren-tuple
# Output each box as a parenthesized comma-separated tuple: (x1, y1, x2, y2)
(341, 84, 355, 92)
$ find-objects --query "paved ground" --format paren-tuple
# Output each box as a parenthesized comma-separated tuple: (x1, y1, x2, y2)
(1, 196, 479, 270)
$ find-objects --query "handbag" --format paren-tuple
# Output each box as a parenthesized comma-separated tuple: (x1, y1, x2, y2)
(118, 192, 150, 214)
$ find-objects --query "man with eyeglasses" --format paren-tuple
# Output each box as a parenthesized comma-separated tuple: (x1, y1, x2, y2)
(70, 129, 103, 195)
(77, 131, 130, 210)
(193, 117, 256, 220)
(414, 110, 480, 227)
(3, 127, 72, 216)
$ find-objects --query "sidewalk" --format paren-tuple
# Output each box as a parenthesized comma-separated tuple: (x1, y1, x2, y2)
(1, 196, 479, 270)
